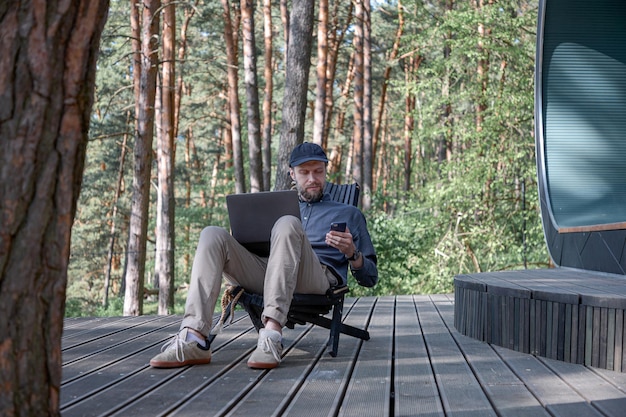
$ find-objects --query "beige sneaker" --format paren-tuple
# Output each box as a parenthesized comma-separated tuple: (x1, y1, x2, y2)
(150, 328, 211, 368)
(247, 328, 283, 369)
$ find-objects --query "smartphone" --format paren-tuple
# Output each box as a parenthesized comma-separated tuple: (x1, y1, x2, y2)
(330, 222, 346, 232)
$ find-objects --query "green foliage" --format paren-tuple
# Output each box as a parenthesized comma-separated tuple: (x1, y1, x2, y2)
(346, 0, 549, 299)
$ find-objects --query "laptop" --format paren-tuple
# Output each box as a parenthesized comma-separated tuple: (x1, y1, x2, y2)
(226, 190, 301, 256)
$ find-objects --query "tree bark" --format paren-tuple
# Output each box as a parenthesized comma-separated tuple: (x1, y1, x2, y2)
(262, 0, 274, 191)
(124, 0, 161, 316)
(221, 0, 245, 193)
(313, 0, 329, 146)
(155, 0, 176, 314)
(362, 0, 373, 210)
(352, 0, 364, 186)
(0, 1, 109, 415)
(276, 0, 315, 190)
(241, 0, 263, 193)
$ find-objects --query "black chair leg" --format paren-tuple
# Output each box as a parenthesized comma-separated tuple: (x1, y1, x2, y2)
(327, 297, 344, 357)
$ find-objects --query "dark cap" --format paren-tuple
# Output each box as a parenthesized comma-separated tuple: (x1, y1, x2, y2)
(289, 142, 329, 167)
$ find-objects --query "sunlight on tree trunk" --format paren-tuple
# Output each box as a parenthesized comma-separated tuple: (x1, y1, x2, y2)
(124, 0, 161, 316)
(155, 0, 176, 314)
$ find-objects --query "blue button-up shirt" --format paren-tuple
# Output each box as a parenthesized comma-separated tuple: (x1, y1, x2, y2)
(300, 194, 378, 287)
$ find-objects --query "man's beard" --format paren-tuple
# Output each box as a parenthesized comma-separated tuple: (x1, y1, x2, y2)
(297, 182, 323, 202)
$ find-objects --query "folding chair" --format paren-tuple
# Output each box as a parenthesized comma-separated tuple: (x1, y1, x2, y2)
(211, 182, 370, 357)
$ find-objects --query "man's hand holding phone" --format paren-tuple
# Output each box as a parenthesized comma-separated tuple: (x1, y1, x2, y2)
(326, 222, 362, 266)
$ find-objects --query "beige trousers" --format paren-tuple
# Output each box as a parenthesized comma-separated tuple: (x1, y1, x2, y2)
(181, 215, 338, 335)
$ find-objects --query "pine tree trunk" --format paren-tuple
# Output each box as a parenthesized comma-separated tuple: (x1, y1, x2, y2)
(352, 0, 364, 186)
(262, 0, 274, 191)
(155, 0, 176, 314)
(221, 0, 245, 193)
(362, 0, 373, 210)
(276, 0, 315, 190)
(313, 0, 329, 146)
(0, 1, 109, 415)
(124, 0, 161, 316)
(241, 0, 263, 193)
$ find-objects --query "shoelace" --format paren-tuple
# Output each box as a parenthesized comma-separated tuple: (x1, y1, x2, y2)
(260, 335, 282, 363)
(161, 333, 187, 362)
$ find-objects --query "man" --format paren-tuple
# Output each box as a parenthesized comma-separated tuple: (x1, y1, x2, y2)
(150, 142, 378, 369)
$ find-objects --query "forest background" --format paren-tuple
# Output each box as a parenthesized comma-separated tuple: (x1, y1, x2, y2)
(66, 0, 547, 317)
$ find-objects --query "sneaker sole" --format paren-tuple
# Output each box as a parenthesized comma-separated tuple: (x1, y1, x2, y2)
(247, 360, 279, 369)
(150, 358, 211, 368)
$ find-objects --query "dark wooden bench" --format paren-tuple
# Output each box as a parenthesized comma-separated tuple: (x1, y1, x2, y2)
(210, 182, 370, 357)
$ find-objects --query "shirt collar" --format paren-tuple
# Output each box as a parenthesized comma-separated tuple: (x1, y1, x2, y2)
(299, 193, 330, 204)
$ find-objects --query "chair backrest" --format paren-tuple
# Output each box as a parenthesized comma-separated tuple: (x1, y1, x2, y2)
(324, 182, 360, 207)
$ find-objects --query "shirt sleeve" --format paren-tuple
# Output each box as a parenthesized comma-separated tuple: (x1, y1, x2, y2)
(349, 212, 378, 287)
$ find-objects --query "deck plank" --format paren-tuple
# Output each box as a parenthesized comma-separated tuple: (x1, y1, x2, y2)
(538, 356, 626, 416)
(394, 295, 443, 417)
(494, 345, 606, 417)
(60, 294, 626, 417)
(222, 298, 366, 417)
(434, 294, 551, 417)
(416, 295, 497, 417)
(281, 297, 376, 417)
(339, 297, 394, 417)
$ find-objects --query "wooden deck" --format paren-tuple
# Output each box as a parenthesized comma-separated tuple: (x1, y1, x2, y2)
(61, 294, 626, 417)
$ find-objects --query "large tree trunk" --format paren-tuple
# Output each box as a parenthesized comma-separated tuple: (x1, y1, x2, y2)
(0, 1, 109, 415)
(312, 0, 329, 146)
(362, 0, 373, 210)
(221, 0, 245, 193)
(241, 0, 263, 193)
(351, 0, 364, 186)
(124, 0, 161, 316)
(276, 0, 316, 190)
(262, 0, 274, 191)
(155, 0, 176, 314)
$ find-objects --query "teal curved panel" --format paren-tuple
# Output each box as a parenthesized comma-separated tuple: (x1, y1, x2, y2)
(542, 0, 626, 228)
(535, 0, 626, 274)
